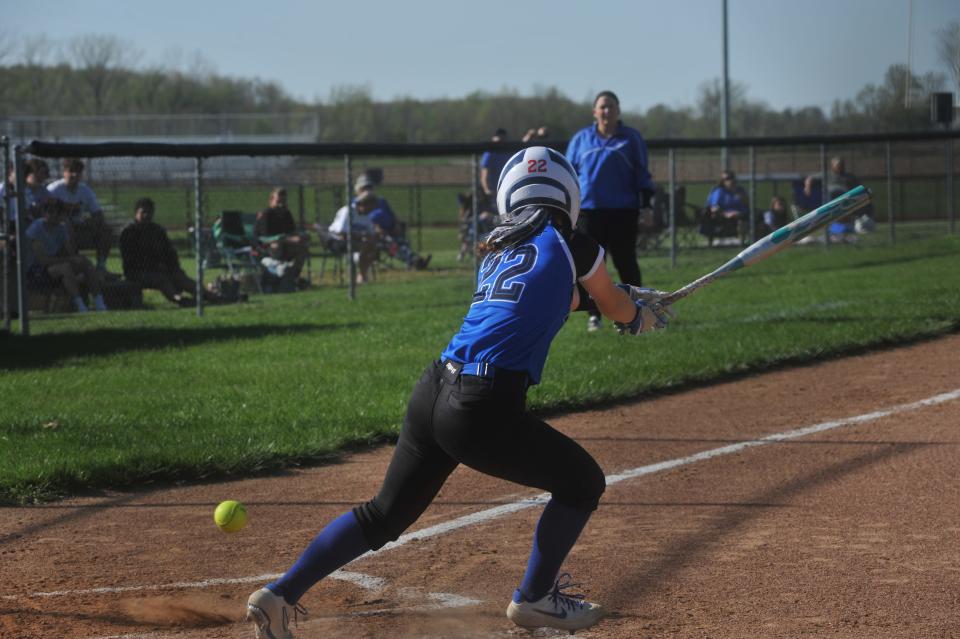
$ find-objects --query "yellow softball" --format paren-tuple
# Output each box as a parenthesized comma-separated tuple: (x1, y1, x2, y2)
(214, 500, 247, 533)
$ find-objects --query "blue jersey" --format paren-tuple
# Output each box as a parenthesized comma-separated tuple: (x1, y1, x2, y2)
(705, 185, 749, 217)
(565, 123, 655, 210)
(441, 223, 603, 384)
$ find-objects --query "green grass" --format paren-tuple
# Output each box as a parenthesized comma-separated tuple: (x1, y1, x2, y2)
(1, 234, 959, 504)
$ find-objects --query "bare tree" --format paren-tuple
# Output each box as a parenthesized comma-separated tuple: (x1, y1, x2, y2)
(937, 22, 960, 94)
(0, 31, 16, 64)
(20, 34, 53, 67)
(67, 34, 141, 113)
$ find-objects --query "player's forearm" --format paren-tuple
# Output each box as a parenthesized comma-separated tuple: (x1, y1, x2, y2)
(596, 288, 637, 324)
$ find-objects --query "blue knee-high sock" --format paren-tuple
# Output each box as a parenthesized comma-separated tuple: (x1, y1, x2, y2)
(516, 499, 593, 603)
(268, 511, 371, 604)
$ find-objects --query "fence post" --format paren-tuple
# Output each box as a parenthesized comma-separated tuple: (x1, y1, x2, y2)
(886, 141, 895, 245)
(820, 144, 829, 249)
(471, 154, 480, 276)
(416, 183, 422, 252)
(297, 182, 310, 283)
(184, 185, 192, 230)
(2, 136, 9, 333)
(344, 154, 355, 300)
(748, 145, 757, 244)
(14, 146, 29, 336)
(668, 148, 677, 268)
(194, 157, 205, 317)
(946, 138, 955, 234)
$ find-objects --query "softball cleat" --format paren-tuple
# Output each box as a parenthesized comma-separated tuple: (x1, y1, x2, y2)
(246, 587, 307, 639)
(506, 573, 605, 633)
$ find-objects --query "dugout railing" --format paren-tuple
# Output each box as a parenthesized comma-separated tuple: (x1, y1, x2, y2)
(4, 131, 957, 336)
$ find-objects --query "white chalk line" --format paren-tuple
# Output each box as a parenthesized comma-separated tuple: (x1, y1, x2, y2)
(6, 387, 958, 639)
(382, 387, 960, 547)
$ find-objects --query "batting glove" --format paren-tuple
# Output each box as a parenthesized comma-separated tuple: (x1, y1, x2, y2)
(616, 283, 669, 305)
(615, 299, 672, 335)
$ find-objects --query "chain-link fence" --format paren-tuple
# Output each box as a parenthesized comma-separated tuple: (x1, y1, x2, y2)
(3, 132, 957, 335)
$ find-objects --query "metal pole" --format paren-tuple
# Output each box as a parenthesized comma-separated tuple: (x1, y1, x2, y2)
(194, 157, 204, 317)
(416, 183, 422, 252)
(820, 144, 829, 248)
(2, 136, 10, 332)
(471, 154, 480, 276)
(886, 141, 895, 245)
(748, 145, 756, 244)
(344, 154, 355, 300)
(668, 148, 677, 268)
(905, 0, 914, 108)
(946, 137, 955, 234)
(298, 182, 310, 283)
(14, 146, 29, 336)
(721, 0, 730, 171)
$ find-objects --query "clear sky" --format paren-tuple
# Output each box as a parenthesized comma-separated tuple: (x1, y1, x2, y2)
(4, 0, 959, 113)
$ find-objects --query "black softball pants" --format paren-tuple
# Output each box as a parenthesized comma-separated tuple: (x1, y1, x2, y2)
(576, 208, 642, 286)
(353, 361, 606, 550)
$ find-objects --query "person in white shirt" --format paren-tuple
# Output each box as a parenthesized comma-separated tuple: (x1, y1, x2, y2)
(327, 191, 378, 284)
(46, 158, 113, 271)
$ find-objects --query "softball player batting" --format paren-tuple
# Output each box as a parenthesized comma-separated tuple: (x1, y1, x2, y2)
(247, 146, 672, 637)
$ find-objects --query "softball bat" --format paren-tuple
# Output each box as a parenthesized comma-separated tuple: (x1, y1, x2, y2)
(661, 185, 873, 305)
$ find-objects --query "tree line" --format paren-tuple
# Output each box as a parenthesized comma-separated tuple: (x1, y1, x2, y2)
(1, 30, 957, 143)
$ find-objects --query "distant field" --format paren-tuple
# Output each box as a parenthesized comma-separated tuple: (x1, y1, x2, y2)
(94, 174, 958, 232)
(96, 182, 469, 229)
(1, 232, 958, 504)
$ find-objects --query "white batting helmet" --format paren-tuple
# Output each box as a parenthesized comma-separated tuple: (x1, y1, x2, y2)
(496, 146, 581, 227)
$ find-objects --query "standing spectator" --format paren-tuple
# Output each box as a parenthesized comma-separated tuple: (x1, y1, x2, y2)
(255, 187, 310, 281)
(119, 197, 214, 307)
(25, 199, 107, 312)
(703, 170, 750, 246)
(522, 126, 551, 144)
(566, 90, 655, 331)
(763, 195, 790, 234)
(47, 158, 113, 271)
(480, 128, 511, 203)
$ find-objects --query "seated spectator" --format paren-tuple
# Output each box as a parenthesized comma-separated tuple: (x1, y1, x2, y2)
(763, 195, 790, 234)
(25, 199, 107, 312)
(119, 197, 215, 307)
(702, 170, 750, 245)
(456, 192, 498, 262)
(0, 166, 13, 228)
(329, 191, 378, 284)
(47, 158, 113, 271)
(354, 176, 430, 270)
(805, 156, 874, 237)
(254, 187, 310, 280)
(0, 159, 52, 227)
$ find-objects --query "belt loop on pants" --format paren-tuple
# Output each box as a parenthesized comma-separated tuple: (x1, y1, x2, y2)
(461, 362, 491, 377)
(440, 359, 494, 384)
(439, 359, 529, 390)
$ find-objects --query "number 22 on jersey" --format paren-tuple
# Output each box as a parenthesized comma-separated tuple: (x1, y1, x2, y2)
(472, 245, 538, 304)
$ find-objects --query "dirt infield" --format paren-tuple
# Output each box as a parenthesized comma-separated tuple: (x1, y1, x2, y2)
(2, 333, 959, 639)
